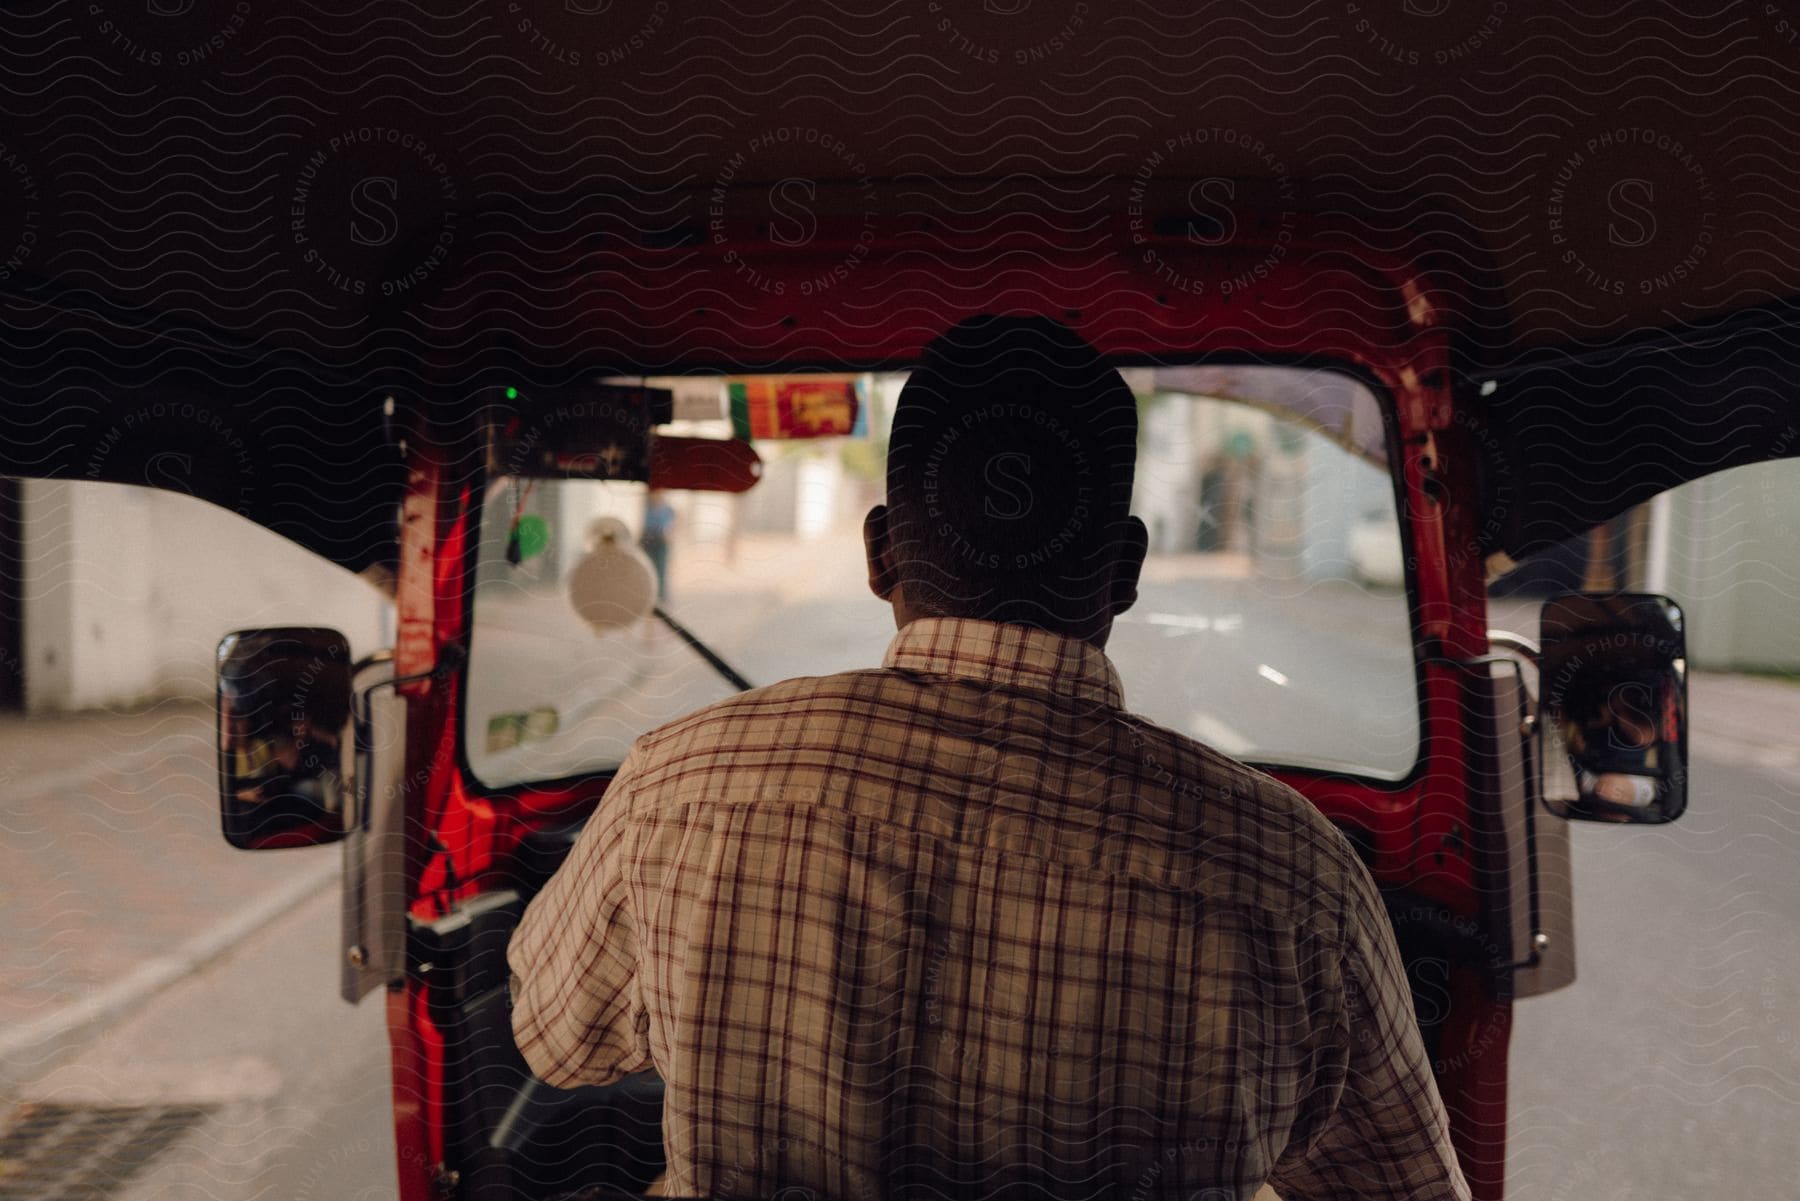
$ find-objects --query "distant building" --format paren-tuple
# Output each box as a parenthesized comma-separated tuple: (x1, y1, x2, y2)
(1655, 461, 1800, 672)
(6, 480, 391, 712)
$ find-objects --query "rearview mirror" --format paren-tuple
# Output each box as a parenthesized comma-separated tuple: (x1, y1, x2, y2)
(485, 382, 762, 493)
(1538, 592, 1688, 824)
(217, 627, 354, 849)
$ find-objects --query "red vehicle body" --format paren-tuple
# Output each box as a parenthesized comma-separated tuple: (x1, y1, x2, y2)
(392, 219, 1498, 1194)
(353, 207, 1632, 1199)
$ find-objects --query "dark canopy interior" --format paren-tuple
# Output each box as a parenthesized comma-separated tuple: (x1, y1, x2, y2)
(1, 0, 1796, 569)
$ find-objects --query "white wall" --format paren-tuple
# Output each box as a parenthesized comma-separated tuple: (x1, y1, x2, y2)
(1662, 462, 1800, 672)
(21, 480, 392, 712)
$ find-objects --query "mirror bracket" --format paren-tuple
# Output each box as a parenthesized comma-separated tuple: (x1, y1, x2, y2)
(352, 641, 465, 728)
(1423, 652, 1552, 975)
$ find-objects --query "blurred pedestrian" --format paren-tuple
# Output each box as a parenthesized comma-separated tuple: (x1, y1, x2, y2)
(640, 490, 675, 603)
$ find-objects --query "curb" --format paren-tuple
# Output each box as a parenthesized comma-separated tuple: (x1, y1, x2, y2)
(0, 701, 216, 803)
(4, 743, 187, 807)
(0, 852, 342, 1095)
(1686, 671, 1800, 778)
(1687, 732, 1800, 780)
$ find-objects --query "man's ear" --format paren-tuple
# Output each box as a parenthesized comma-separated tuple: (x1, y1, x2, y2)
(864, 504, 898, 602)
(1108, 515, 1149, 617)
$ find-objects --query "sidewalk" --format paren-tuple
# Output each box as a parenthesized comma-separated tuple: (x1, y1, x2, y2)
(1686, 670, 1800, 777)
(0, 700, 339, 1093)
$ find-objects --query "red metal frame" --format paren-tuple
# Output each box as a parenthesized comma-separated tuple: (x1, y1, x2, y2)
(388, 214, 1511, 1199)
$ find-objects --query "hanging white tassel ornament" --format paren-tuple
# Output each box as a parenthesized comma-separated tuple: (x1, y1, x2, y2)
(567, 516, 659, 633)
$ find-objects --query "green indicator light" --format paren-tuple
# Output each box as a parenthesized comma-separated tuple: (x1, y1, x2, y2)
(505, 386, 519, 400)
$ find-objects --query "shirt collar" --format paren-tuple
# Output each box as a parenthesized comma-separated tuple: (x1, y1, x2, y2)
(882, 617, 1126, 710)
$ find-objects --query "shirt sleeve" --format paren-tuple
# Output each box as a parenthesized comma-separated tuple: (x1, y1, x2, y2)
(1268, 857, 1472, 1201)
(508, 748, 653, 1090)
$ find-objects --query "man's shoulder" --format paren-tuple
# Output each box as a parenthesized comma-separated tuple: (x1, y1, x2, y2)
(1116, 710, 1299, 810)
(1117, 712, 1369, 907)
(628, 667, 903, 760)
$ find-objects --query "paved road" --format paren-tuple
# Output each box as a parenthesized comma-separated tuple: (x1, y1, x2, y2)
(3, 589, 1796, 1198)
(10, 733, 1795, 1200)
(0, 702, 338, 1077)
(11, 881, 396, 1201)
(1505, 745, 1800, 1198)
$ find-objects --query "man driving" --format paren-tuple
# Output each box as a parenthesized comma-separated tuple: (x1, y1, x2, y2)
(508, 315, 1470, 1200)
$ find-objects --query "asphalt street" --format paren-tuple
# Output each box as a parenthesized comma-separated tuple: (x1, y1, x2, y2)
(8, 737, 1795, 1200)
(1505, 746, 1800, 1199)
(16, 880, 399, 1201)
(2, 574, 1795, 1198)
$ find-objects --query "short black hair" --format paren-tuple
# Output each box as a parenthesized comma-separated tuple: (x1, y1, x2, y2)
(885, 315, 1138, 629)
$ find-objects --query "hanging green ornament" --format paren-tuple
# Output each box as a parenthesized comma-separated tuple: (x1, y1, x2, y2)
(508, 514, 551, 563)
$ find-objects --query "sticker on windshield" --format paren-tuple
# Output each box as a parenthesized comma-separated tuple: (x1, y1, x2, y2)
(486, 707, 561, 753)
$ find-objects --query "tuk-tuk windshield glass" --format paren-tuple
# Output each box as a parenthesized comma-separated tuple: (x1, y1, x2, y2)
(465, 367, 1418, 788)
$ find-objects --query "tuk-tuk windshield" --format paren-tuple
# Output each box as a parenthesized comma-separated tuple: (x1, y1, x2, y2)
(463, 367, 1419, 788)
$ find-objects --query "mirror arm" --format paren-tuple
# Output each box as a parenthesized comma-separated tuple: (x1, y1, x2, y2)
(343, 650, 396, 807)
(351, 643, 466, 728)
(1482, 629, 1544, 723)
(353, 648, 396, 674)
(1485, 629, 1541, 662)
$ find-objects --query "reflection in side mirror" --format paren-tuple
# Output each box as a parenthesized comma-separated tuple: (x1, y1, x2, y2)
(217, 627, 354, 850)
(1537, 592, 1688, 825)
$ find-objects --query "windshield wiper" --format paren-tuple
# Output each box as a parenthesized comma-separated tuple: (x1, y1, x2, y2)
(652, 606, 756, 692)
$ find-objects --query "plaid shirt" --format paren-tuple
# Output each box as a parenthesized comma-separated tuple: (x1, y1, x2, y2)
(509, 617, 1469, 1201)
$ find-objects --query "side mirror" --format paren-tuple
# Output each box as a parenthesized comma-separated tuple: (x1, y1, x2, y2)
(1537, 592, 1688, 824)
(217, 627, 354, 849)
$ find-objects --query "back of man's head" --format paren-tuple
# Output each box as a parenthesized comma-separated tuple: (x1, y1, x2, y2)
(885, 315, 1140, 634)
